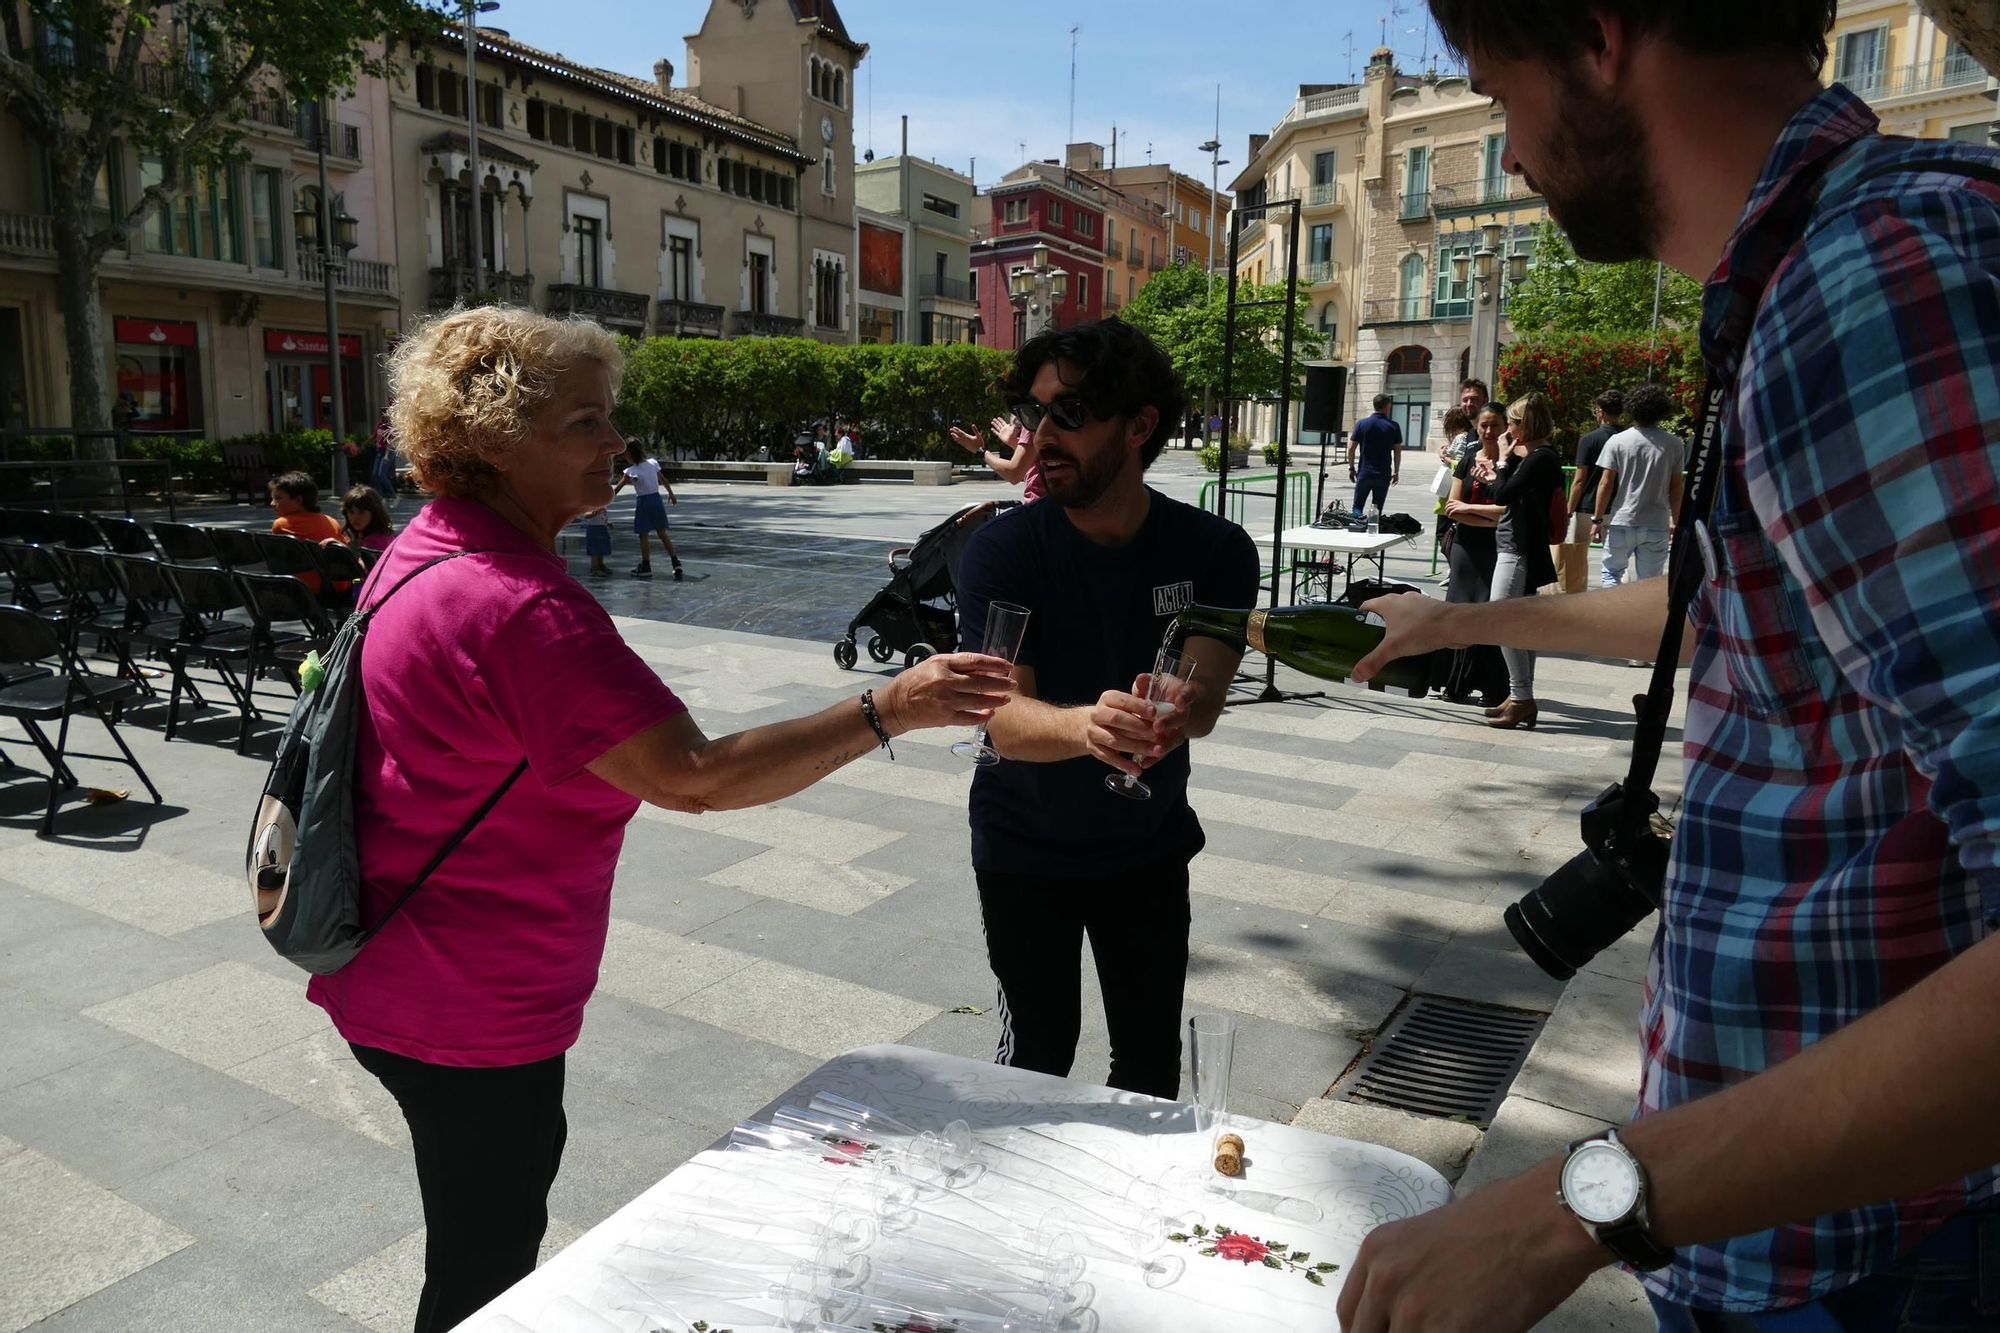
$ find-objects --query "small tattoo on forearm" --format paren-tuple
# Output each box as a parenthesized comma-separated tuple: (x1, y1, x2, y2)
(814, 746, 872, 774)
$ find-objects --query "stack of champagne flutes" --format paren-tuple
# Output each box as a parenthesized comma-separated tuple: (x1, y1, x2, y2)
(509, 1088, 1326, 1332)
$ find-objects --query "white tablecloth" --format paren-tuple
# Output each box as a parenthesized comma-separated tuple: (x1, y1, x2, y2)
(459, 1044, 1452, 1333)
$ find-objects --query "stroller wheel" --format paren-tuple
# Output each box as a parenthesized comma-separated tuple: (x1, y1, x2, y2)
(833, 638, 859, 670)
(904, 642, 936, 670)
(866, 635, 894, 664)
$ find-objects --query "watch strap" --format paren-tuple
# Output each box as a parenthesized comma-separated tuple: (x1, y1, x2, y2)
(1594, 1214, 1676, 1272)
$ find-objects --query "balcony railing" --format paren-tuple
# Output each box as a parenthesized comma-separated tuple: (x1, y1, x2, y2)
(655, 298, 726, 337)
(1300, 260, 1337, 285)
(1235, 215, 1266, 247)
(298, 249, 397, 297)
(1147, 253, 1164, 271)
(1846, 55, 1992, 101)
(917, 274, 972, 302)
(1363, 297, 1430, 325)
(1398, 190, 1432, 221)
(1104, 293, 1122, 312)
(1271, 85, 1364, 135)
(295, 105, 362, 161)
(428, 264, 534, 310)
(1431, 176, 1540, 212)
(1126, 247, 1144, 268)
(0, 211, 57, 255)
(1105, 238, 1124, 259)
(730, 311, 807, 338)
(545, 283, 650, 329)
(1304, 182, 1347, 211)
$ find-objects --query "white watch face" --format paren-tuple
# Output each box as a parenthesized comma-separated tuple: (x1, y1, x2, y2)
(821, 116, 835, 144)
(1562, 1143, 1641, 1225)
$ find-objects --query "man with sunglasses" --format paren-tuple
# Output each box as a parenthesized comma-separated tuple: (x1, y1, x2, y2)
(954, 320, 1261, 1100)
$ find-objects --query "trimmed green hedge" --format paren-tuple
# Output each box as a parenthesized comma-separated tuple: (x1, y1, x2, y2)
(614, 336, 1014, 461)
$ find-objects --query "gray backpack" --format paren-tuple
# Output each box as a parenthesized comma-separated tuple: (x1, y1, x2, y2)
(247, 551, 526, 975)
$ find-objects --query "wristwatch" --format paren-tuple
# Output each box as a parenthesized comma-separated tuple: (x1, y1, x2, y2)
(1556, 1128, 1675, 1271)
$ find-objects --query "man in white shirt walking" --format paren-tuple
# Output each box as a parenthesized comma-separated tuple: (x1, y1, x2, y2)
(1592, 382, 1686, 588)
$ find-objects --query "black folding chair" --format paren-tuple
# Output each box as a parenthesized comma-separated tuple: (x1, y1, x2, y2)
(0, 541, 76, 624)
(10, 511, 60, 545)
(0, 510, 25, 540)
(95, 515, 160, 557)
(234, 571, 333, 696)
(0, 605, 161, 837)
(354, 544, 385, 572)
(152, 521, 217, 565)
(105, 555, 212, 719)
(163, 563, 265, 752)
(46, 512, 106, 549)
(55, 548, 153, 695)
(202, 526, 268, 572)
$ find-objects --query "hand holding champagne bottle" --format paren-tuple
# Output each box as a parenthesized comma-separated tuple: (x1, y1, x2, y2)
(1174, 602, 1431, 696)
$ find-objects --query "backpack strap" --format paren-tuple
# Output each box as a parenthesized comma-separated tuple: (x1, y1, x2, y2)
(348, 544, 527, 940)
(361, 757, 530, 942)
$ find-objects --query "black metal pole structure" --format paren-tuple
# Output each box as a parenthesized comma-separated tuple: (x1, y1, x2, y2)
(1215, 197, 1321, 707)
(316, 99, 350, 495)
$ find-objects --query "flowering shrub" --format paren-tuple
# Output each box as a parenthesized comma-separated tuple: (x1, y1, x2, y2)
(1498, 332, 1703, 460)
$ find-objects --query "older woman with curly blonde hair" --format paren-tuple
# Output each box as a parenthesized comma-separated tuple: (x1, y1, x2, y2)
(307, 306, 1013, 1332)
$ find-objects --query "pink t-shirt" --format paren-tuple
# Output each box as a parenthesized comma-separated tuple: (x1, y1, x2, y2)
(1022, 461, 1046, 504)
(354, 528, 393, 551)
(307, 497, 686, 1067)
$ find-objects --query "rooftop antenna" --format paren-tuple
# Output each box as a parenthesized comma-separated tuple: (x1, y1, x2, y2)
(1344, 29, 1356, 82)
(1146, 141, 1154, 164)
(866, 59, 874, 159)
(1018, 139, 1027, 168)
(1068, 24, 1079, 147)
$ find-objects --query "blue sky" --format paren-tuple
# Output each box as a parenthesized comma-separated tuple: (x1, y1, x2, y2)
(482, 0, 1454, 194)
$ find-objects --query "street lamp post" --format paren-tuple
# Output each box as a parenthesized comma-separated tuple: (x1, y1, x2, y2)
(1007, 241, 1068, 342)
(1197, 137, 1228, 442)
(296, 99, 361, 492)
(463, 0, 501, 294)
(1455, 219, 1528, 391)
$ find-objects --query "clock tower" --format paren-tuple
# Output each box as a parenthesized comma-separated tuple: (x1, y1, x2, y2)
(686, 0, 866, 344)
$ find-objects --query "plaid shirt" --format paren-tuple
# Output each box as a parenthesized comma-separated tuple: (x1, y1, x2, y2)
(1640, 86, 2000, 1310)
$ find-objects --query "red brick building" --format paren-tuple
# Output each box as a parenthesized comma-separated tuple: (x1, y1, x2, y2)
(970, 168, 1106, 350)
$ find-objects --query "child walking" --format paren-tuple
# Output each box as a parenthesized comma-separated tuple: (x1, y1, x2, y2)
(612, 441, 683, 580)
(581, 506, 612, 578)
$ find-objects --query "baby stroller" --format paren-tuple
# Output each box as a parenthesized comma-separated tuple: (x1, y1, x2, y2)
(834, 500, 1018, 670)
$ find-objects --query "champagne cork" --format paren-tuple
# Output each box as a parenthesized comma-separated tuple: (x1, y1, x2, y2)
(1213, 1132, 1244, 1177)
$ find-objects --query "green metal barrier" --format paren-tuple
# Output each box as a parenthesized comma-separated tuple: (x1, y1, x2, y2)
(1196, 469, 1316, 528)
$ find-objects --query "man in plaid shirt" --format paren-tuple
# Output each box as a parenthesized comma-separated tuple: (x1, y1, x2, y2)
(1341, 4, 2000, 1330)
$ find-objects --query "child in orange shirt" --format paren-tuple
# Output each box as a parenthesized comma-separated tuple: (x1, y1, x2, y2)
(270, 471, 343, 593)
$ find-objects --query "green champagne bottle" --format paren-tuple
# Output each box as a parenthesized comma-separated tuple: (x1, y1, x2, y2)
(1174, 603, 1430, 696)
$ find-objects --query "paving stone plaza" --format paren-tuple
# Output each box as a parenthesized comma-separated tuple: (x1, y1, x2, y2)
(0, 453, 1664, 1332)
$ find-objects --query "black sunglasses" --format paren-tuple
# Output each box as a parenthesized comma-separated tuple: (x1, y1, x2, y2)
(1011, 397, 1092, 434)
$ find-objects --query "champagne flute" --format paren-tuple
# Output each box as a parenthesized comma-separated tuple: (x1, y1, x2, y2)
(1104, 647, 1196, 801)
(953, 600, 1030, 767)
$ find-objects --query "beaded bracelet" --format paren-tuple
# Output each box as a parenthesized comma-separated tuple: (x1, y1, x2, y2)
(860, 689, 895, 761)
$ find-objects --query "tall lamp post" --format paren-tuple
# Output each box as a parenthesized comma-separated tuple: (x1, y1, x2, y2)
(1454, 219, 1529, 392)
(1197, 137, 1227, 441)
(296, 100, 360, 492)
(1008, 242, 1068, 342)
(463, 0, 501, 293)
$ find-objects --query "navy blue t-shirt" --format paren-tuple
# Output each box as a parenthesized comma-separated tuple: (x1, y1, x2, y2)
(1350, 412, 1402, 475)
(957, 490, 1261, 877)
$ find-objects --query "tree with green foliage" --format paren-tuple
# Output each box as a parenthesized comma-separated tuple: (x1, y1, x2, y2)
(0, 0, 439, 436)
(1505, 218, 1703, 340)
(1119, 262, 1326, 420)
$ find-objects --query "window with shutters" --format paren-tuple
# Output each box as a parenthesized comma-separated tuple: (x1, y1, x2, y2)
(527, 100, 546, 141)
(550, 106, 570, 148)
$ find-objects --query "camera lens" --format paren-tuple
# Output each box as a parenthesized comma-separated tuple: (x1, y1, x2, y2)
(1505, 848, 1659, 981)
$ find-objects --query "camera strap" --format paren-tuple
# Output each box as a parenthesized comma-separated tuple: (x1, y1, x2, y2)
(1621, 151, 2000, 801)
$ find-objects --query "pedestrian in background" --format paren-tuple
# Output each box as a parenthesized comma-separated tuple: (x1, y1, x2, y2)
(1593, 382, 1686, 589)
(612, 441, 683, 581)
(1566, 388, 1626, 571)
(1484, 392, 1563, 730)
(1347, 393, 1402, 513)
(951, 415, 1043, 503)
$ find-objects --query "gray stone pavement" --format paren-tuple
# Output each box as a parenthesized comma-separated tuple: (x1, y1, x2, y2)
(3, 454, 1668, 1331)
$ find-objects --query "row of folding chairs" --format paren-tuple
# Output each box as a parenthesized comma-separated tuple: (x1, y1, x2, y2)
(0, 538, 340, 757)
(0, 507, 161, 558)
(0, 506, 383, 595)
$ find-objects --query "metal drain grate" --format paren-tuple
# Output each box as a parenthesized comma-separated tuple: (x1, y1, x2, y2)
(1339, 997, 1546, 1125)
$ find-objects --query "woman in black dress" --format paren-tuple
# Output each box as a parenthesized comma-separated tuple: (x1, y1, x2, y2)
(1484, 393, 1565, 729)
(1437, 403, 1509, 707)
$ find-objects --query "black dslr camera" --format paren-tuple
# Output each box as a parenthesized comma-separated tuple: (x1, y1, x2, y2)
(1504, 782, 1670, 980)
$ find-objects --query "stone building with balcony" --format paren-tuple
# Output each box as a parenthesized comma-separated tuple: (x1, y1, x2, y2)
(969, 165, 1106, 350)
(854, 152, 979, 343)
(1353, 48, 1546, 453)
(1057, 145, 1174, 318)
(0, 46, 400, 436)
(384, 7, 839, 352)
(1826, 1, 1995, 141)
(1225, 83, 1369, 447)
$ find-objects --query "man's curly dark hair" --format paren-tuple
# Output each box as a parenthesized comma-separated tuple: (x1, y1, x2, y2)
(1001, 318, 1188, 468)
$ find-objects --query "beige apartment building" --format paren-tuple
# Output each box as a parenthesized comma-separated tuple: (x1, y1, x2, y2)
(1827, 1, 1996, 140)
(387, 0, 858, 347)
(854, 152, 979, 343)
(1074, 159, 1230, 273)
(0, 51, 399, 437)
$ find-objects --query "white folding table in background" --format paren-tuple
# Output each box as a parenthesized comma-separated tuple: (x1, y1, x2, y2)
(459, 1044, 1451, 1333)
(1251, 525, 1417, 602)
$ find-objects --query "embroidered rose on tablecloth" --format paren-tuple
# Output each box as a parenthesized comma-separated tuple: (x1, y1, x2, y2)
(1168, 1221, 1341, 1288)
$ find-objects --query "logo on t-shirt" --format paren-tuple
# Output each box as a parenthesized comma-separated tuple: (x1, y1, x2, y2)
(1151, 581, 1195, 617)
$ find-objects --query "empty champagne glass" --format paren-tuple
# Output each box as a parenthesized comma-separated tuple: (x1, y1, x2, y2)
(954, 600, 1030, 766)
(1188, 1013, 1237, 1138)
(1105, 646, 1196, 800)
